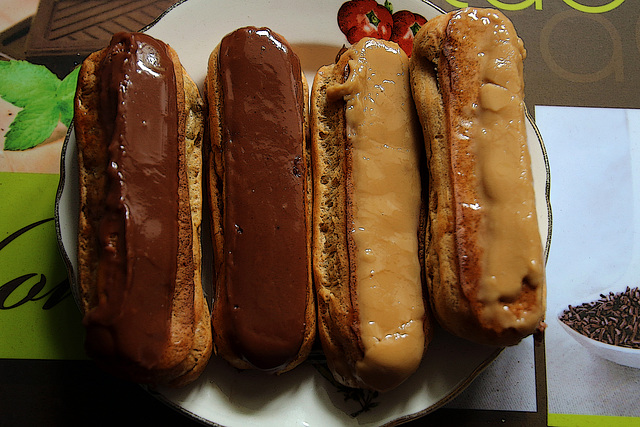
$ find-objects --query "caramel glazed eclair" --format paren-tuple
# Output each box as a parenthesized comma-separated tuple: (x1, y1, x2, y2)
(205, 27, 316, 374)
(311, 38, 432, 392)
(74, 32, 212, 387)
(410, 8, 546, 347)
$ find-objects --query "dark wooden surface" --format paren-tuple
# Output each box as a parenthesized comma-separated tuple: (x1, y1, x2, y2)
(0, 358, 546, 426)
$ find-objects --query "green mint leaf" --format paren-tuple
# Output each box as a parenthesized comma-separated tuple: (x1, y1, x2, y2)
(4, 101, 60, 151)
(56, 66, 80, 127)
(59, 65, 80, 90)
(0, 60, 60, 108)
(58, 99, 74, 129)
(0, 61, 80, 150)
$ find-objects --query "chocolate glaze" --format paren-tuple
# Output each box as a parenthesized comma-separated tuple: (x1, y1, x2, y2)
(83, 32, 180, 369)
(218, 27, 308, 370)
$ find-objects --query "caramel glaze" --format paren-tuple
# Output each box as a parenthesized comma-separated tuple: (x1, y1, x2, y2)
(444, 9, 545, 336)
(83, 32, 185, 369)
(217, 27, 308, 370)
(327, 38, 426, 391)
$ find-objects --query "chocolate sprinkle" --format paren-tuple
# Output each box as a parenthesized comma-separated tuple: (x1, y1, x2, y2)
(559, 287, 640, 349)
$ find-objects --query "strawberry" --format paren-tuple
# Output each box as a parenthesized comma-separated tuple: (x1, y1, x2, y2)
(337, 0, 393, 44)
(390, 10, 427, 57)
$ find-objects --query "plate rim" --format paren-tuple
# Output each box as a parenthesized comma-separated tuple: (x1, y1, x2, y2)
(54, 124, 81, 307)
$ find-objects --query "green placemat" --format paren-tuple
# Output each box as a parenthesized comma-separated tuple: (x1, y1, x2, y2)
(0, 171, 86, 360)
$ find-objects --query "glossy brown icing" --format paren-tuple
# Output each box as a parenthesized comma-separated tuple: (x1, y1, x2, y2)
(83, 32, 181, 369)
(217, 27, 308, 370)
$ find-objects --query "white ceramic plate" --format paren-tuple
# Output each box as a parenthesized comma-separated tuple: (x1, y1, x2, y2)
(55, 0, 552, 425)
(557, 315, 640, 370)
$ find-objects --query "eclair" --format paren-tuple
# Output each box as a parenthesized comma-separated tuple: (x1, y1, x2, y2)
(311, 38, 431, 392)
(74, 32, 212, 387)
(410, 8, 546, 346)
(205, 27, 316, 374)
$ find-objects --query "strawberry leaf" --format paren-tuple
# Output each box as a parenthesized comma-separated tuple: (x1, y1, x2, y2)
(410, 21, 422, 36)
(4, 101, 60, 151)
(366, 9, 381, 26)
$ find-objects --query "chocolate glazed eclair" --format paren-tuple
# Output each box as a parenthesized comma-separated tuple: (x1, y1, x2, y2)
(205, 27, 315, 374)
(75, 32, 212, 387)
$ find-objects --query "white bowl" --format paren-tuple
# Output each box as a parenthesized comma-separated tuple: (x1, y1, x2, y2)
(557, 310, 640, 369)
